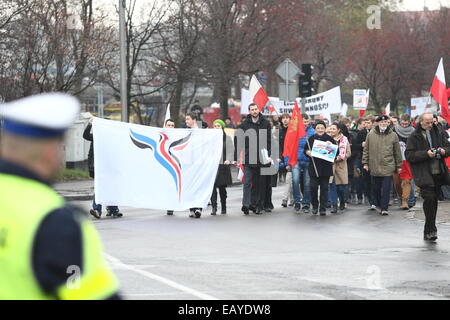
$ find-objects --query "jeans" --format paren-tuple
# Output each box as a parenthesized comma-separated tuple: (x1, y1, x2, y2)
(292, 161, 311, 206)
(329, 179, 348, 206)
(372, 176, 392, 211)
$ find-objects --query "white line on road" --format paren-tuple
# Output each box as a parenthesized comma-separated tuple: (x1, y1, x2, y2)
(105, 253, 219, 300)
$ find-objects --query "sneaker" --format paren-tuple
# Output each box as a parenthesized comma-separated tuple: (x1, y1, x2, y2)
(281, 200, 288, 208)
(288, 202, 294, 207)
(294, 203, 301, 212)
(194, 209, 201, 218)
(320, 210, 326, 216)
(369, 205, 377, 211)
(241, 206, 249, 215)
(89, 209, 101, 219)
(380, 210, 389, 216)
(302, 205, 310, 214)
(312, 208, 318, 215)
(331, 206, 338, 214)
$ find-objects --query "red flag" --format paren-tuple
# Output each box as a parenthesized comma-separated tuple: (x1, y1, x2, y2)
(283, 101, 306, 167)
(359, 110, 366, 118)
(249, 75, 276, 114)
(431, 58, 450, 123)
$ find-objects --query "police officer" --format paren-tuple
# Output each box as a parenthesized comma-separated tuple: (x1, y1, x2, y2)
(0, 93, 120, 299)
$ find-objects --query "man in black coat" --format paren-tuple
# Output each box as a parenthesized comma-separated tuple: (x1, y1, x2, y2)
(235, 103, 272, 215)
(405, 112, 450, 241)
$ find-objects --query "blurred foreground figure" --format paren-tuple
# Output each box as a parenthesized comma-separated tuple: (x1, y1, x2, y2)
(0, 93, 120, 300)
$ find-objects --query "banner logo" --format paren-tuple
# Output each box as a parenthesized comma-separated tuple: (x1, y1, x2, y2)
(130, 130, 191, 199)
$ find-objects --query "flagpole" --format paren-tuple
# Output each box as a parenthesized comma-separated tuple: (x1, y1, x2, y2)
(306, 138, 319, 178)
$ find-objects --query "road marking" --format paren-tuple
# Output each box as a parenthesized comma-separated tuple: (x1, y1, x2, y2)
(105, 253, 219, 300)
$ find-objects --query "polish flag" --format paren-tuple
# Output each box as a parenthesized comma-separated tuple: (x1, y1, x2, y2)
(359, 89, 370, 118)
(249, 75, 276, 114)
(383, 102, 390, 116)
(430, 58, 450, 123)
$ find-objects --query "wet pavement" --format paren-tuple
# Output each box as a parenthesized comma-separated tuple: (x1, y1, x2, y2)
(68, 183, 450, 300)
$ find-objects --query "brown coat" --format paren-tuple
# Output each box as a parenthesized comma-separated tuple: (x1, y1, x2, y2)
(332, 135, 351, 185)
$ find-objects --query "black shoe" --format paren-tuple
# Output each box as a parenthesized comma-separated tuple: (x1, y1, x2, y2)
(211, 206, 217, 215)
(255, 207, 263, 215)
(339, 203, 346, 211)
(264, 208, 272, 213)
(281, 200, 287, 208)
(320, 210, 326, 216)
(424, 233, 437, 241)
(194, 209, 201, 218)
(249, 205, 257, 214)
(167, 210, 174, 215)
(112, 211, 123, 218)
(331, 206, 338, 214)
(242, 206, 249, 215)
(221, 204, 227, 214)
(312, 208, 318, 215)
(90, 209, 101, 219)
(294, 203, 301, 212)
(326, 204, 331, 209)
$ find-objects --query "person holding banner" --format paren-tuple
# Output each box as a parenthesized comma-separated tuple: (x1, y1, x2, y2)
(83, 118, 123, 219)
(210, 119, 233, 215)
(186, 112, 204, 218)
(164, 118, 176, 216)
(328, 123, 351, 213)
(304, 120, 336, 216)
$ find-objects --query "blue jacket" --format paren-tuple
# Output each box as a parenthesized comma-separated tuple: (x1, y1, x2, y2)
(298, 125, 315, 163)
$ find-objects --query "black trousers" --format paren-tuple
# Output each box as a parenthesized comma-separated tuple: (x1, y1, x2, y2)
(243, 166, 267, 209)
(310, 176, 330, 211)
(420, 175, 443, 235)
(211, 186, 227, 207)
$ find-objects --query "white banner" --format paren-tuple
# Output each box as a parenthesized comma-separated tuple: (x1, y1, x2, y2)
(353, 89, 369, 110)
(410, 97, 432, 117)
(297, 87, 342, 116)
(241, 87, 342, 116)
(93, 118, 223, 210)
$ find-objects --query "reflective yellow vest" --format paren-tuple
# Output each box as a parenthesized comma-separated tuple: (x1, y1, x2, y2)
(0, 173, 119, 300)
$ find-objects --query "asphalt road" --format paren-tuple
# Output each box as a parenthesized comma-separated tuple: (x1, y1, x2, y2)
(72, 184, 450, 300)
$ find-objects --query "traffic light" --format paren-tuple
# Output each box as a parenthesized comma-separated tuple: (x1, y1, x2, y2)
(299, 63, 313, 98)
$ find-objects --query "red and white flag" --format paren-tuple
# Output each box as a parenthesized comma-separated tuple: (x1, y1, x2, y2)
(237, 150, 245, 182)
(249, 75, 276, 114)
(430, 58, 450, 123)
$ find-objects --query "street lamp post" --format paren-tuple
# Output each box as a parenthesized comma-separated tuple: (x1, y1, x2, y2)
(119, 0, 128, 122)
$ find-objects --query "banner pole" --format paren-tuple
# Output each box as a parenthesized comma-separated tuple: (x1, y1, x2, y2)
(306, 138, 319, 178)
